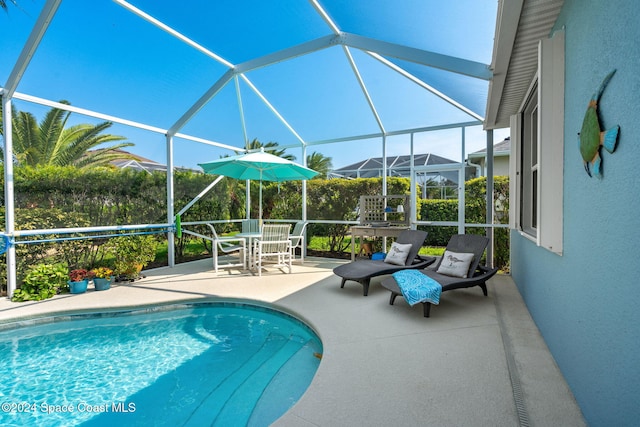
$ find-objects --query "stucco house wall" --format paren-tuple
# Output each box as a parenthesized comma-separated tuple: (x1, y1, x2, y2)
(510, 1, 640, 426)
(468, 154, 509, 177)
(467, 137, 510, 177)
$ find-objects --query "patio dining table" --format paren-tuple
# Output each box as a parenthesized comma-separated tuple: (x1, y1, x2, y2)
(236, 231, 262, 269)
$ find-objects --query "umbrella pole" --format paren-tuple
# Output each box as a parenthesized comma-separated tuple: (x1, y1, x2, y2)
(259, 170, 263, 227)
(259, 183, 263, 227)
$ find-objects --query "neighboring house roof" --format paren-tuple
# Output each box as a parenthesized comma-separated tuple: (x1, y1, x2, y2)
(106, 150, 199, 173)
(468, 137, 511, 159)
(330, 153, 456, 179)
(112, 159, 168, 173)
(484, 0, 564, 129)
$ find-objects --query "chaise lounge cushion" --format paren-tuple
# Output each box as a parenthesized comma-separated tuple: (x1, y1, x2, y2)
(381, 234, 499, 317)
(333, 229, 434, 296)
(384, 242, 413, 265)
(436, 251, 474, 278)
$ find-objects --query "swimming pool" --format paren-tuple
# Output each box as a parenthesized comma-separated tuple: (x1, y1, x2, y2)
(0, 301, 322, 426)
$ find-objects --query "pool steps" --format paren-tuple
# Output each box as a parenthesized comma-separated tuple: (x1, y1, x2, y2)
(249, 339, 320, 425)
(215, 336, 311, 426)
(184, 333, 307, 426)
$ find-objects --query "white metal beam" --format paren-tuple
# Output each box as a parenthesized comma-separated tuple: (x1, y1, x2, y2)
(113, 0, 234, 68)
(234, 75, 249, 146)
(239, 74, 306, 146)
(342, 32, 492, 81)
(288, 120, 482, 148)
(168, 68, 235, 136)
(409, 133, 417, 227)
(485, 129, 494, 266)
(382, 135, 387, 191)
(172, 133, 243, 152)
(366, 51, 485, 121)
(309, 0, 341, 34)
(166, 134, 175, 267)
(2, 5, 61, 301)
(2, 96, 17, 297)
(232, 31, 492, 82)
(459, 127, 467, 233)
(234, 34, 339, 74)
(176, 175, 225, 218)
(7, 91, 242, 152)
(2, 0, 62, 98)
(342, 46, 385, 134)
(13, 223, 171, 237)
(11, 92, 167, 133)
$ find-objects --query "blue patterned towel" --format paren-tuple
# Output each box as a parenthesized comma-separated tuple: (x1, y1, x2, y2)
(392, 270, 442, 306)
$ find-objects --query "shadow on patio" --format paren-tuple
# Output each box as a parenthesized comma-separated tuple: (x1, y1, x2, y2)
(0, 257, 584, 426)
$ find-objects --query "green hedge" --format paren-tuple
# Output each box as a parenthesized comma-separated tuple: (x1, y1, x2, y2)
(0, 166, 243, 292)
(4, 165, 241, 227)
(417, 176, 510, 269)
(0, 207, 93, 288)
(0, 166, 510, 293)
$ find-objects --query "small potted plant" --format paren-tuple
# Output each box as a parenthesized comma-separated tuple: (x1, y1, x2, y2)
(68, 269, 94, 294)
(11, 264, 68, 302)
(106, 235, 158, 281)
(90, 267, 114, 291)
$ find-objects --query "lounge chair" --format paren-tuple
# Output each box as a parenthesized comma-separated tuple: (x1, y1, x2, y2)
(380, 234, 498, 317)
(333, 229, 434, 296)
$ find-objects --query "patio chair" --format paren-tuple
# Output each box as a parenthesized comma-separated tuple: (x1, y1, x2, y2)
(253, 224, 292, 276)
(333, 229, 434, 296)
(204, 224, 247, 273)
(289, 221, 307, 263)
(380, 234, 498, 317)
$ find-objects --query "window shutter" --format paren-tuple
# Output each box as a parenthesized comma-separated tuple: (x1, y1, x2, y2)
(538, 30, 565, 255)
(509, 113, 521, 231)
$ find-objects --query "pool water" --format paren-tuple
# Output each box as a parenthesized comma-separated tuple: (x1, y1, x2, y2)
(0, 302, 322, 427)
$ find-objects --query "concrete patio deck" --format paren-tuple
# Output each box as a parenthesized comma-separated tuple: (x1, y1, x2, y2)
(0, 257, 585, 426)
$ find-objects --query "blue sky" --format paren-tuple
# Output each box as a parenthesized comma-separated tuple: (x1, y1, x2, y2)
(1, 0, 509, 170)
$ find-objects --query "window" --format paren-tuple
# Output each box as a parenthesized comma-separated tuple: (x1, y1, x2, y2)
(510, 30, 564, 255)
(520, 85, 539, 236)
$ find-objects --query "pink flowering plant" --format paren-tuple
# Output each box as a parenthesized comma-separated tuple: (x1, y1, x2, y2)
(68, 269, 94, 282)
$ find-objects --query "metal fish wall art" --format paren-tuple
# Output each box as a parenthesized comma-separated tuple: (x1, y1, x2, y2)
(578, 69, 620, 178)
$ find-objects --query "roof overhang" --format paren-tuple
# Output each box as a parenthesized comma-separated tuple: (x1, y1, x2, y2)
(468, 151, 510, 160)
(484, 0, 564, 129)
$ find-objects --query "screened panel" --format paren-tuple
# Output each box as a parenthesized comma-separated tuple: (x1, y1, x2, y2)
(2, 0, 499, 170)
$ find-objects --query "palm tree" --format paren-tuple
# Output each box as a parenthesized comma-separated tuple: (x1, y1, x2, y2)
(240, 138, 296, 161)
(306, 152, 332, 179)
(1, 101, 134, 168)
(0, 1, 18, 12)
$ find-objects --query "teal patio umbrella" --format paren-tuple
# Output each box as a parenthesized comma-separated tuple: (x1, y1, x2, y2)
(198, 148, 318, 221)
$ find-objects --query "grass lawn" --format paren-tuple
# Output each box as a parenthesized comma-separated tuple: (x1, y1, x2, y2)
(153, 239, 211, 266)
(306, 236, 445, 257)
(150, 235, 446, 267)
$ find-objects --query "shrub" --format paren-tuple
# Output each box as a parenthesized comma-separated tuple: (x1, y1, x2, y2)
(0, 207, 92, 288)
(301, 177, 411, 252)
(105, 235, 159, 280)
(11, 263, 68, 302)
